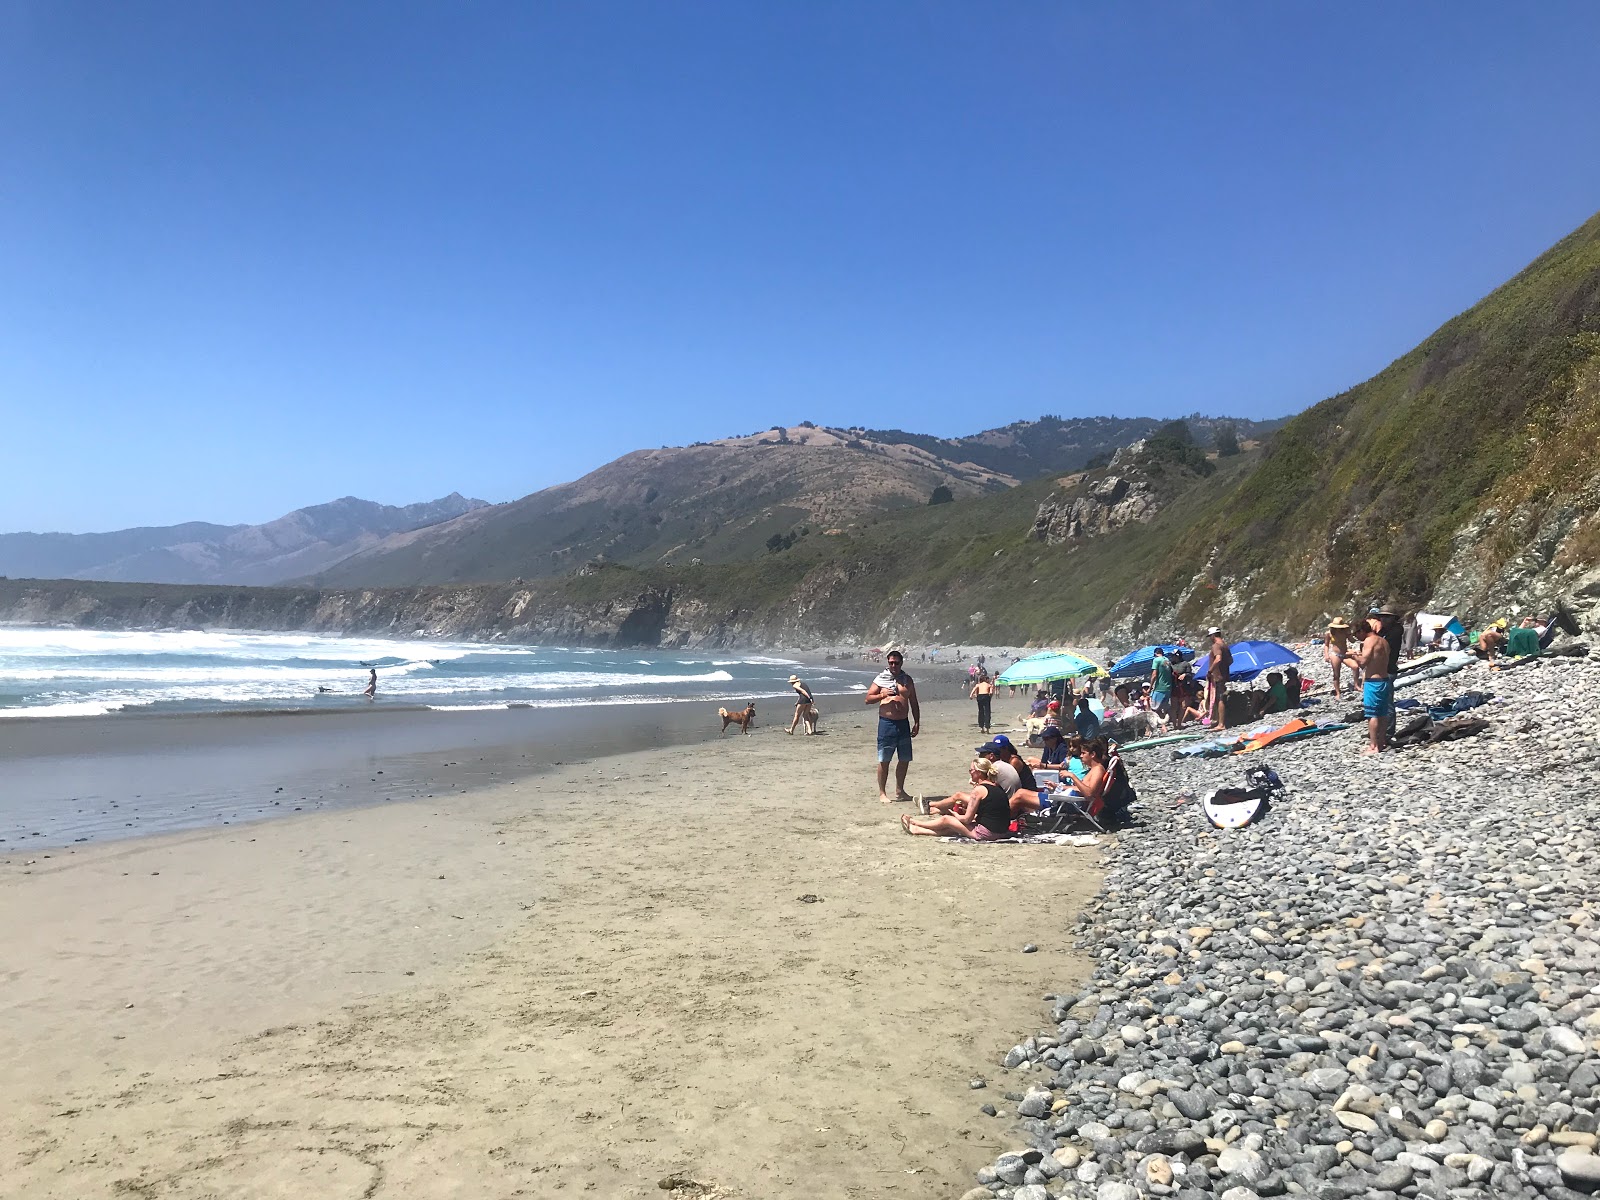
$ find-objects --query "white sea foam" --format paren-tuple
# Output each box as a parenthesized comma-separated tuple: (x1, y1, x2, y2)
(0, 625, 816, 717)
(0, 700, 126, 718)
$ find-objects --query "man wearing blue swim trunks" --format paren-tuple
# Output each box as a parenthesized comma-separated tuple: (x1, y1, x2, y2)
(866, 649, 921, 803)
(1347, 616, 1393, 755)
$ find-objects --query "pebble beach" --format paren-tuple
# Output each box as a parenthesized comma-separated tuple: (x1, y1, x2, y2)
(968, 641, 1600, 1200)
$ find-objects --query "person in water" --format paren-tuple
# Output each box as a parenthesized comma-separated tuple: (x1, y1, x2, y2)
(363, 668, 377, 700)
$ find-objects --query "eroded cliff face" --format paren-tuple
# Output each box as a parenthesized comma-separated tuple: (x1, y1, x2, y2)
(1028, 473, 1161, 544)
(0, 571, 925, 651)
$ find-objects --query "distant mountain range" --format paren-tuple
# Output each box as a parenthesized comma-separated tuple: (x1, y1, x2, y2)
(0, 415, 1278, 590)
(303, 416, 1282, 587)
(0, 494, 489, 586)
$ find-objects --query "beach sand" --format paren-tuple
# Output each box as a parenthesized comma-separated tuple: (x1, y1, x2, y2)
(0, 697, 1100, 1198)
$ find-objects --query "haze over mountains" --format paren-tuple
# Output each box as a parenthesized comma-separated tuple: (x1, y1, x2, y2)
(0, 494, 488, 586)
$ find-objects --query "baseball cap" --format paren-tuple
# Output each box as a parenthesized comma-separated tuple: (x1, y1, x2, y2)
(1207, 626, 1222, 636)
(975, 739, 1008, 756)
(1040, 725, 1063, 739)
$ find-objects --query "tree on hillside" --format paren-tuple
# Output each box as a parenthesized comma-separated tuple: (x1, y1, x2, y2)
(928, 485, 955, 505)
(1214, 421, 1241, 457)
(1141, 419, 1214, 475)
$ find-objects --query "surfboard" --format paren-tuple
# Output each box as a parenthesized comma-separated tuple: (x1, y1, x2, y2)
(1116, 731, 1209, 752)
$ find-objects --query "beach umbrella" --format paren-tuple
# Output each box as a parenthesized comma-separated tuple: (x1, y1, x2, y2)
(1194, 640, 1301, 684)
(1107, 644, 1195, 678)
(996, 651, 1103, 686)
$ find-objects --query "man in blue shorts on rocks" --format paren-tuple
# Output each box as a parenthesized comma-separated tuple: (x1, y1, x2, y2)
(865, 649, 921, 803)
(1346, 615, 1393, 755)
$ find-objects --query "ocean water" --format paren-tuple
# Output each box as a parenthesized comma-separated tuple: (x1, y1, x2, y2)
(0, 628, 864, 719)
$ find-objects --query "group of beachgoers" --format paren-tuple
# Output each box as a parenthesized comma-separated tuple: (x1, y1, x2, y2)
(860, 648, 1128, 842)
(846, 606, 1564, 839)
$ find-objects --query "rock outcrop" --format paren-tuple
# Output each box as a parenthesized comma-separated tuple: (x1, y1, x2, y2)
(1029, 471, 1161, 545)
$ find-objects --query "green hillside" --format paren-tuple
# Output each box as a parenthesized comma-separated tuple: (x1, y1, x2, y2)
(1129, 209, 1600, 632)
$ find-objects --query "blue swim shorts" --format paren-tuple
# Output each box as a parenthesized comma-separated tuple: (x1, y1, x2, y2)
(1150, 689, 1171, 712)
(1362, 679, 1394, 720)
(877, 716, 913, 763)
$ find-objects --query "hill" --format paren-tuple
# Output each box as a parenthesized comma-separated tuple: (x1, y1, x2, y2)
(305, 425, 1021, 587)
(307, 414, 1277, 589)
(0, 494, 488, 586)
(863, 413, 1283, 479)
(1120, 208, 1600, 637)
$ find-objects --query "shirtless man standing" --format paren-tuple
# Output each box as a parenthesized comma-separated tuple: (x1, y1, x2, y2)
(1205, 628, 1232, 730)
(865, 649, 920, 803)
(1346, 616, 1392, 754)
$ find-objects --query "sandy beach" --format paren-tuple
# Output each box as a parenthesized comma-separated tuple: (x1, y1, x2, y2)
(0, 696, 1100, 1198)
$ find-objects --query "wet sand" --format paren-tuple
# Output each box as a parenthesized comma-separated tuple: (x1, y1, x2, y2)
(0, 697, 1101, 1198)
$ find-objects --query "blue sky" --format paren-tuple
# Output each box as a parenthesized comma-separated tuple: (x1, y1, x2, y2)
(4, 2, 1599, 532)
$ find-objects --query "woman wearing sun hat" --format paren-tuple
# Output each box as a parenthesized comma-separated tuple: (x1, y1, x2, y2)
(1324, 616, 1356, 700)
(785, 674, 816, 734)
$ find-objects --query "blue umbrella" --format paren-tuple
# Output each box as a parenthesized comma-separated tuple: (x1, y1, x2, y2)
(1108, 644, 1195, 678)
(1194, 640, 1301, 684)
(996, 651, 1103, 686)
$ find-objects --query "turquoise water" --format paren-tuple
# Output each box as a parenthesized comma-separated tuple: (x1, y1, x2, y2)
(0, 628, 862, 718)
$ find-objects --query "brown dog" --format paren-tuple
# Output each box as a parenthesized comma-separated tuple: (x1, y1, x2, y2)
(718, 702, 756, 735)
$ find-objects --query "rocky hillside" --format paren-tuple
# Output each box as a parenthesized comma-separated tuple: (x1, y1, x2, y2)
(1113, 208, 1600, 639)
(0, 494, 488, 586)
(864, 414, 1283, 479)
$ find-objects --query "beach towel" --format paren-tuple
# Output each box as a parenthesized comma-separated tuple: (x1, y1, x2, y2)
(1507, 626, 1540, 657)
(1175, 738, 1243, 759)
(1238, 718, 1311, 752)
(1426, 691, 1490, 721)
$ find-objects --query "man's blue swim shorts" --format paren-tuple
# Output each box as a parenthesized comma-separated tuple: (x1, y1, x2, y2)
(877, 716, 913, 763)
(1362, 678, 1394, 720)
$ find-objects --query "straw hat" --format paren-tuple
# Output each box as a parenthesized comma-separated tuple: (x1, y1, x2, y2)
(1328, 617, 1351, 631)
(788, 675, 800, 683)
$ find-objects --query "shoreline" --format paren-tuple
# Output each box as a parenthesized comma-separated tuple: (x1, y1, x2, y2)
(0, 662, 990, 854)
(0, 696, 1102, 1198)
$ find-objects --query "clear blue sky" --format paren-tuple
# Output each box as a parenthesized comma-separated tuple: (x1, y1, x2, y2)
(4, 2, 1599, 532)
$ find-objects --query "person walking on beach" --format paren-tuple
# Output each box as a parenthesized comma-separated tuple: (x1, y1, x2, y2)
(785, 674, 817, 734)
(865, 649, 920, 804)
(1205, 628, 1232, 730)
(363, 668, 377, 700)
(969, 670, 996, 734)
(1345, 615, 1392, 754)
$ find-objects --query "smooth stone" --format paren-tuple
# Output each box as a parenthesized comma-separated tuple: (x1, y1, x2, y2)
(1372, 1163, 1413, 1190)
(1334, 1111, 1377, 1134)
(1216, 1146, 1266, 1182)
(1558, 1148, 1600, 1190)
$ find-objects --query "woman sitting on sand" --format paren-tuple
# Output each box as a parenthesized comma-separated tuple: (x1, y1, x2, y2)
(902, 759, 1012, 840)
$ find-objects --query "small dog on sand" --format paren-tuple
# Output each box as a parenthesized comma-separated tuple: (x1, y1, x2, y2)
(797, 702, 820, 735)
(718, 702, 756, 735)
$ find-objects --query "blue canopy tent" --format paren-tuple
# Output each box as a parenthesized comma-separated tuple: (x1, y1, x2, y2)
(1193, 640, 1301, 684)
(996, 651, 1104, 687)
(1108, 644, 1195, 678)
